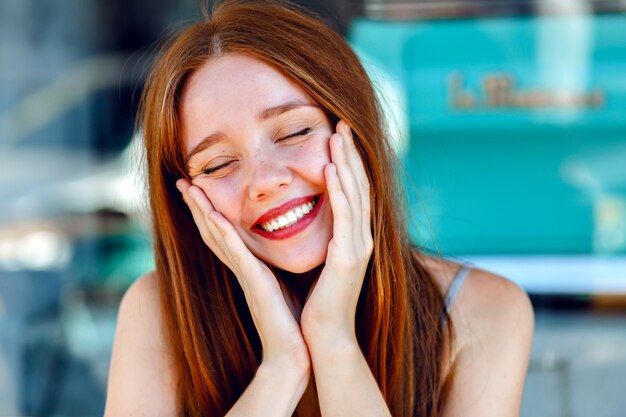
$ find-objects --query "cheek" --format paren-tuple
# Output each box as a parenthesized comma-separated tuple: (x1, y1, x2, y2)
(286, 136, 331, 184)
(192, 180, 241, 223)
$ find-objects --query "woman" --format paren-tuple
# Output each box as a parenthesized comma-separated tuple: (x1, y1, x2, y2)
(105, 1, 534, 416)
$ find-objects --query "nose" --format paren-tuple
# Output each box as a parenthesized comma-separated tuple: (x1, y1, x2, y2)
(247, 154, 292, 201)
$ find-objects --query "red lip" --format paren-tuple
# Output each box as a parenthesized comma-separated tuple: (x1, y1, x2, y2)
(252, 194, 324, 240)
(253, 194, 320, 226)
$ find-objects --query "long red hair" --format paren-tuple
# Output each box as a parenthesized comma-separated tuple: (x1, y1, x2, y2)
(138, 1, 452, 415)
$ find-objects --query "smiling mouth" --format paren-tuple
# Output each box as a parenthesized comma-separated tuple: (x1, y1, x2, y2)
(256, 196, 320, 233)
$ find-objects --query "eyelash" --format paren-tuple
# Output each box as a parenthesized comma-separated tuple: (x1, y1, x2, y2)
(279, 127, 311, 141)
(203, 162, 231, 175)
(202, 127, 312, 175)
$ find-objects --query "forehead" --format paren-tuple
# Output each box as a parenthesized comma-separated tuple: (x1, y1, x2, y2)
(180, 53, 313, 151)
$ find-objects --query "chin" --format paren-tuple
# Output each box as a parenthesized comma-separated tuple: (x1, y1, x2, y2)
(249, 223, 332, 274)
(283, 262, 323, 274)
(260, 247, 325, 274)
(272, 255, 325, 274)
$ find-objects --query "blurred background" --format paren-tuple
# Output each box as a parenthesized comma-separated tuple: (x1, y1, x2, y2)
(0, 0, 624, 416)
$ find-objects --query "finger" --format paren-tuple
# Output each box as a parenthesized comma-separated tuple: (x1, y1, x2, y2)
(329, 127, 363, 249)
(324, 162, 353, 248)
(205, 208, 279, 295)
(178, 182, 239, 271)
(176, 181, 210, 234)
(338, 122, 370, 210)
(338, 122, 372, 244)
(330, 128, 362, 218)
(187, 183, 216, 213)
(182, 185, 221, 249)
(186, 188, 245, 274)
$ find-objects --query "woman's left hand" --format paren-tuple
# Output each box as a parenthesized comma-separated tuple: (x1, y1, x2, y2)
(300, 120, 373, 346)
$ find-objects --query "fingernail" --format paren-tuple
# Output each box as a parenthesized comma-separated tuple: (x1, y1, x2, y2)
(337, 136, 344, 149)
(175, 180, 183, 192)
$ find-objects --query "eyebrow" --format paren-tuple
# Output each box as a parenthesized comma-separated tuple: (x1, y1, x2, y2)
(185, 132, 225, 166)
(257, 100, 317, 121)
(185, 100, 319, 165)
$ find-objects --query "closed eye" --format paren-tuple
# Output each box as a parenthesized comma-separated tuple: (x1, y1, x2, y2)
(203, 161, 233, 175)
(279, 127, 311, 141)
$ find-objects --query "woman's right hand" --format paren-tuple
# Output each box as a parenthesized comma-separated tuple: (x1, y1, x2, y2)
(176, 179, 310, 376)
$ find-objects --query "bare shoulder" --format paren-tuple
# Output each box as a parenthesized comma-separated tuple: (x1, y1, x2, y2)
(104, 271, 177, 417)
(450, 266, 534, 354)
(423, 254, 535, 416)
(420, 254, 533, 350)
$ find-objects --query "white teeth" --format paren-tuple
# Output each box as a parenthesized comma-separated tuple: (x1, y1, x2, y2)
(259, 198, 317, 232)
(278, 215, 288, 227)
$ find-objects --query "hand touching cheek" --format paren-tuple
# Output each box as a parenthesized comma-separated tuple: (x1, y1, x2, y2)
(300, 120, 373, 345)
(176, 180, 311, 374)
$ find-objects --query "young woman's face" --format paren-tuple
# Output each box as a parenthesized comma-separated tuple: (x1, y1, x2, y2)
(180, 53, 334, 273)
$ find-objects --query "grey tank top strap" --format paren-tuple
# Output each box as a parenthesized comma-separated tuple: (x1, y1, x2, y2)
(441, 264, 472, 325)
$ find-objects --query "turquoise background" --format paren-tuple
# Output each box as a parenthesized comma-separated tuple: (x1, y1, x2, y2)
(349, 15, 626, 255)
